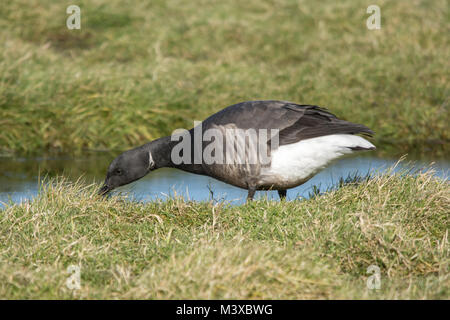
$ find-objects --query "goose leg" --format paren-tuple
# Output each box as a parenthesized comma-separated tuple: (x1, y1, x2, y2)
(247, 188, 256, 202)
(278, 189, 287, 200)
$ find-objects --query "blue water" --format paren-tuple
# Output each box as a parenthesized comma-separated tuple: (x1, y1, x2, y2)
(0, 154, 448, 207)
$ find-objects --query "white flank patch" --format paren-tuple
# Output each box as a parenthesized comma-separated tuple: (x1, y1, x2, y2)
(266, 134, 375, 188)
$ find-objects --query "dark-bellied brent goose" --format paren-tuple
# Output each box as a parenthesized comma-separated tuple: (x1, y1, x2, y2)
(98, 100, 375, 201)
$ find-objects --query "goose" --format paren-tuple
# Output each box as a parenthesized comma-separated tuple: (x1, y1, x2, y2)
(98, 100, 375, 201)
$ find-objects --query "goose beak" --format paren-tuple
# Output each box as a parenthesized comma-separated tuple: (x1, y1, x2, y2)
(98, 184, 111, 196)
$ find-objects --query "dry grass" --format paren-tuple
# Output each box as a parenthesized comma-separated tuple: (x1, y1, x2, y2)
(0, 0, 449, 156)
(0, 167, 448, 299)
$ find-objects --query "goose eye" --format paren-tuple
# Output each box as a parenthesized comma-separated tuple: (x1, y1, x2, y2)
(115, 168, 123, 175)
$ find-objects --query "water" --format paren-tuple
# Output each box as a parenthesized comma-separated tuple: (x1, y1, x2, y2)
(0, 154, 448, 207)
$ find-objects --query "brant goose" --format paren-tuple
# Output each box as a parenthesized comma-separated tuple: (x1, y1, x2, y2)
(99, 100, 375, 201)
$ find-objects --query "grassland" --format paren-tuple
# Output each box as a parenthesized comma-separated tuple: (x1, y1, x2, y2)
(0, 169, 448, 299)
(0, 0, 449, 156)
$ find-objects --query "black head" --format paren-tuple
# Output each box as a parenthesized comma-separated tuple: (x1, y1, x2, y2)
(98, 147, 156, 196)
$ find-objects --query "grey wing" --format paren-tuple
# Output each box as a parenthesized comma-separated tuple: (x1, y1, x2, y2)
(202, 100, 374, 146)
(275, 105, 374, 145)
(201, 100, 305, 133)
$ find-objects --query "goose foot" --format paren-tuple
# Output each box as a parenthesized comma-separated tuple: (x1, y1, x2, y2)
(247, 188, 256, 202)
(278, 189, 287, 200)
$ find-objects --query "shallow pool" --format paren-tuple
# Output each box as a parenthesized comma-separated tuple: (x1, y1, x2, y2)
(0, 154, 448, 207)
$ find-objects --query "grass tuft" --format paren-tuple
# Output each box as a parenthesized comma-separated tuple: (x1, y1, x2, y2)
(0, 0, 448, 156)
(0, 168, 448, 299)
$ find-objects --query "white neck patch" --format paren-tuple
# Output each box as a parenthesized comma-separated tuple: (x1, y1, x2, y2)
(148, 151, 155, 171)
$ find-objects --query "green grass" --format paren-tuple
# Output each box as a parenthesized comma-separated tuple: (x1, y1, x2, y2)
(0, 0, 449, 156)
(0, 168, 448, 299)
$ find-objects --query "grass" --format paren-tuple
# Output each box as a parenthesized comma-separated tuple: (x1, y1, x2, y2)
(0, 0, 449, 156)
(0, 168, 448, 299)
